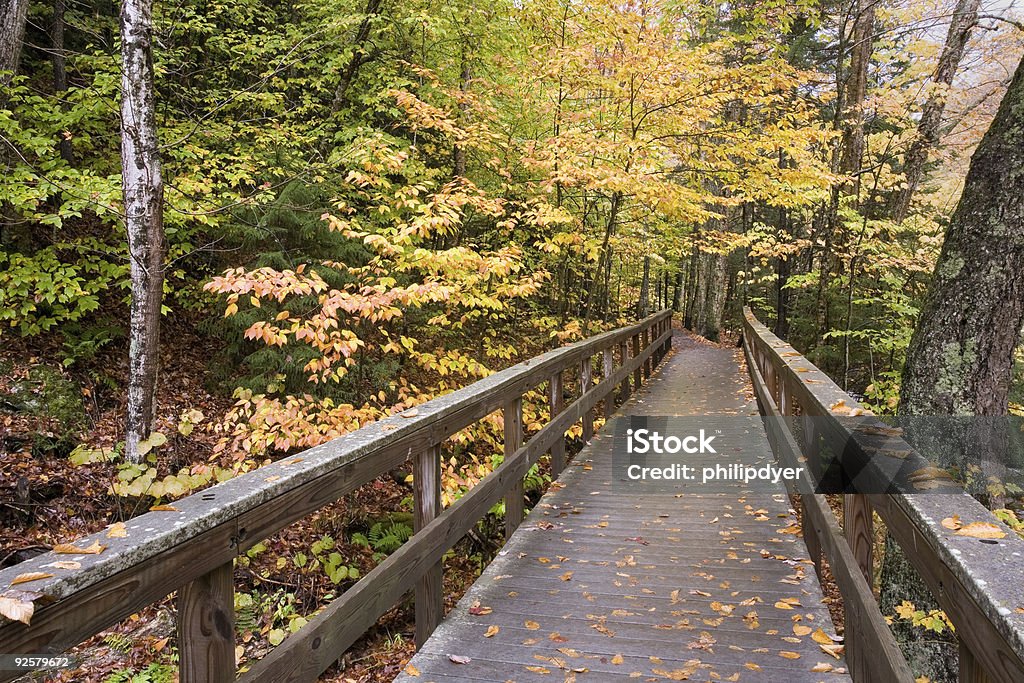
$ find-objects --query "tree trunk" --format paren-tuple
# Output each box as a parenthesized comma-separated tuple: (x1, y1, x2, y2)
(892, 0, 980, 223)
(880, 50, 1024, 683)
(0, 0, 29, 87)
(838, 0, 876, 183)
(636, 255, 650, 319)
(52, 0, 74, 164)
(121, 0, 166, 463)
(332, 0, 384, 112)
(696, 251, 727, 341)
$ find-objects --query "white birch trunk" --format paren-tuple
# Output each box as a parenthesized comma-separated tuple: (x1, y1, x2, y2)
(121, 0, 165, 463)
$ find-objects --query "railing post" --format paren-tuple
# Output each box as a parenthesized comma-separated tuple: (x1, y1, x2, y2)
(178, 562, 235, 683)
(602, 347, 615, 419)
(619, 341, 631, 402)
(580, 356, 594, 442)
(844, 494, 873, 584)
(643, 327, 652, 379)
(631, 334, 642, 391)
(414, 444, 442, 646)
(959, 641, 991, 683)
(504, 396, 524, 538)
(549, 372, 566, 476)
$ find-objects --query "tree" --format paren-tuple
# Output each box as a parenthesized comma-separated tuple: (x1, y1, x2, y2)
(892, 0, 982, 223)
(878, 48, 1024, 683)
(0, 0, 29, 85)
(121, 0, 166, 463)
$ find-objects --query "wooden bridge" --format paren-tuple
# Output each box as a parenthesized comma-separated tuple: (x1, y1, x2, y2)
(3, 310, 1024, 682)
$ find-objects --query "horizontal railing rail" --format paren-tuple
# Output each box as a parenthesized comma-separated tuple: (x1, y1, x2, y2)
(742, 306, 1024, 683)
(0, 310, 674, 683)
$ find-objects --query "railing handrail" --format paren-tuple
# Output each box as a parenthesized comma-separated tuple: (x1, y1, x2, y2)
(0, 309, 673, 683)
(742, 306, 1024, 683)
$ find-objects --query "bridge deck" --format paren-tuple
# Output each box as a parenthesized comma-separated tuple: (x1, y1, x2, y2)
(395, 335, 850, 682)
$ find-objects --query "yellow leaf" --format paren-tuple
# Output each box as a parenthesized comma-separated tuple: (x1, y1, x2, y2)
(774, 601, 794, 610)
(107, 522, 127, 538)
(404, 664, 420, 677)
(149, 505, 179, 512)
(525, 666, 550, 673)
(560, 571, 573, 581)
(744, 662, 762, 671)
(525, 620, 540, 630)
(955, 522, 1006, 539)
(793, 624, 812, 636)
(811, 663, 834, 673)
(0, 595, 35, 624)
(612, 654, 624, 665)
(484, 625, 500, 638)
(54, 539, 105, 554)
(811, 628, 833, 645)
(45, 561, 80, 570)
(779, 651, 801, 659)
(11, 572, 54, 586)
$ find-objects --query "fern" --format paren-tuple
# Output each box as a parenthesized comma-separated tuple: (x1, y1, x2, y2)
(367, 521, 413, 554)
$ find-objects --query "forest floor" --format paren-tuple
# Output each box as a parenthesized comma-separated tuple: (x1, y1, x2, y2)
(0, 322, 846, 682)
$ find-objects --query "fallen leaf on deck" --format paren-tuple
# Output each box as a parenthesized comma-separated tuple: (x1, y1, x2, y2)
(149, 505, 179, 512)
(611, 654, 624, 665)
(484, 625, 499, 638)
(811, 663, 834, 673)
(54, 539, 105, 554)
(401, 409, 419, 418)
(525, 620, 540, 630)
(44, 561, 80, 570)
(955, 522, 1006, 539)
(11, 572, 53, 586)
(941, 516, 962, 530)
(107, 522, 127, 538)
(0, 594, 36, 624)
(811, 628, 834, 645)
(404, 664, 420, 676)
(447, 654, 471, 664)
(793, 624, 812, 636)
(779, 651, 801, 659)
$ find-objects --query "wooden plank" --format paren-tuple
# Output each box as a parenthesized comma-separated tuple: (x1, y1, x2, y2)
(178, 562, 235, 683)
(414, 444, 443, 646)
(504, 397, 524, 538)
(580, 356, 594, 442)
(548, 372, 566, 476)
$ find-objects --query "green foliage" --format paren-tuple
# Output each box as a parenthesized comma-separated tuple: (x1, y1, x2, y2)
(366, 520, 413, 555)
(103, 663, 176, 683)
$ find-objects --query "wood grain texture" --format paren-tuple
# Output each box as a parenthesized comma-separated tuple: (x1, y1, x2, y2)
(414, 444, 443, 646)
(548, 371, 566, 476)
(504, 396, 525, 538)
(178, 562, 235, 683)
(580, 357, 594, 442)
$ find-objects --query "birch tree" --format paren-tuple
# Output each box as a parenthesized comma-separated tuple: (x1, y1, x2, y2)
(121, 0, 166, 463)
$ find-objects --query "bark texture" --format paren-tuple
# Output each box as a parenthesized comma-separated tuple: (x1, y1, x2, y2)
(0, 0, 30, 84)
(893, 0, 981, 223)
(879, 50, 1024, 683)
(121, 0, 166, 463)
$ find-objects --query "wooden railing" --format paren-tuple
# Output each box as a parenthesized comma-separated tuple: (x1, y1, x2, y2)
(742, 307, 1024, 683)
(0, 310, 674, 683)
